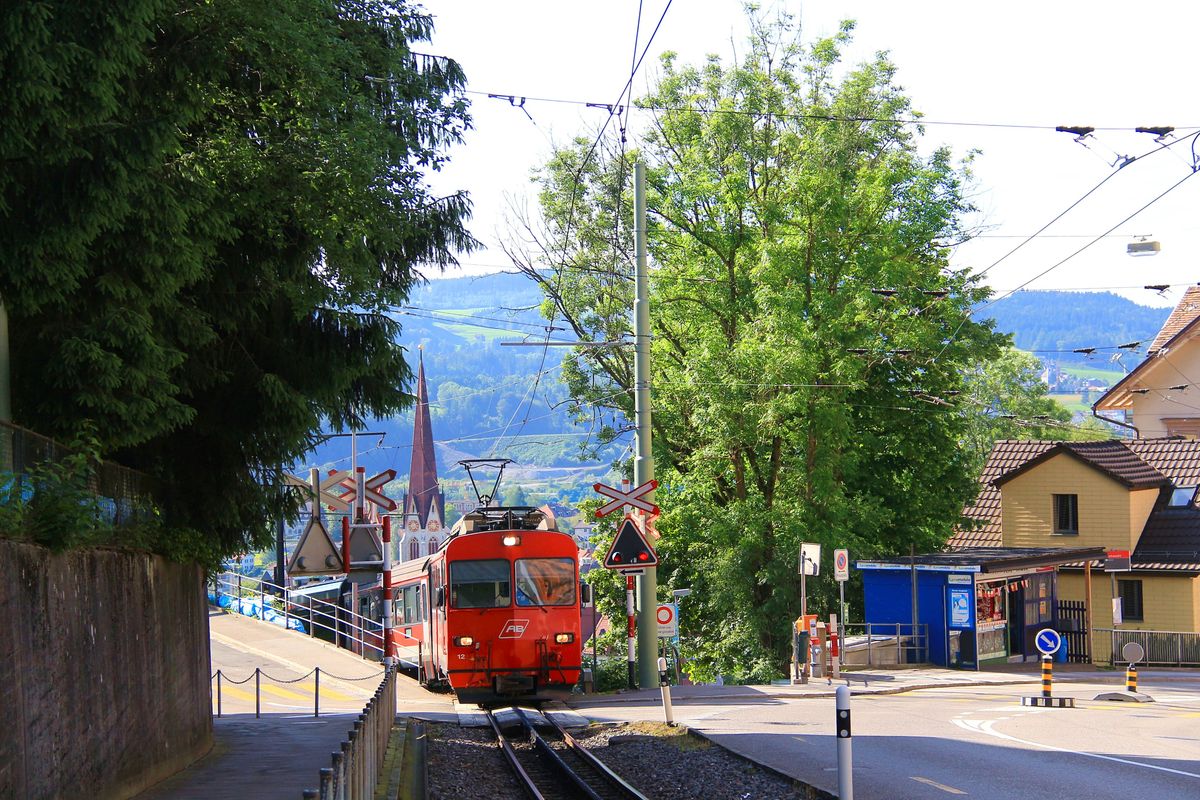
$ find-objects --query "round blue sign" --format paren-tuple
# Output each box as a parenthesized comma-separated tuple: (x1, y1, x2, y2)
(1035, 628, 1062, 655)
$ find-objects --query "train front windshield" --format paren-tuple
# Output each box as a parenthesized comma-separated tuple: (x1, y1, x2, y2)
(515, 558, 576, 606)
(451, 560, 511, 608)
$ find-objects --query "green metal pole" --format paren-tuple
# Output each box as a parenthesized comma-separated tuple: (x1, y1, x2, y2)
(634, 162, 658, 689)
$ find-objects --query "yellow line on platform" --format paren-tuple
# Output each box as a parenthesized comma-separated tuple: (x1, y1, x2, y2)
(261, 684, 310, 702)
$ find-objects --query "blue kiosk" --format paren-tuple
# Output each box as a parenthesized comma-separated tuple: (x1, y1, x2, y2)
(858, 546, 1105, 668)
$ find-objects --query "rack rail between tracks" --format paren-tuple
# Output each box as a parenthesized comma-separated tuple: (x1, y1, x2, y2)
(486, 707, 648, 800)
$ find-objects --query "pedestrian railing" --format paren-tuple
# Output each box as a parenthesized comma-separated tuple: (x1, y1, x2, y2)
(209, 571, 421, 670)
(302, 667, 396, 800)
(1094, 627, 1200, 666)
(840, 622, 930, 666)
(211, 666, 384, 718)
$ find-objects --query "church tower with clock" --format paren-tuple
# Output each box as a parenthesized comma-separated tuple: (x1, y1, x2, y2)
(398, 351, 446, 562)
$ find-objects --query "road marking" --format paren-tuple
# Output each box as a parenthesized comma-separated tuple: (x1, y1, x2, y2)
(911, 776, 966, 794)
(953, 718, 1200, 780)
(261, 684, 310, 702)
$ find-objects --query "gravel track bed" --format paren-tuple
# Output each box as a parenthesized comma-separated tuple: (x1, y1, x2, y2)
(426, 719, 817, 800)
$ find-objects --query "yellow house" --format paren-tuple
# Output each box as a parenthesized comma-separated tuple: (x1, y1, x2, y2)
(1095, 285, 1200, 437)
(953, 438, 1200, 663)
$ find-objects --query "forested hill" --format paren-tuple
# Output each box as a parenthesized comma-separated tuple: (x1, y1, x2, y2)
(978, 291, 1171, 366)
(305, 280, 1172, 487)
(306, 271, 624, 494)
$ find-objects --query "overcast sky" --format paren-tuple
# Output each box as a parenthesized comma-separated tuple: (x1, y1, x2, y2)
(420, 1, 1200, 309)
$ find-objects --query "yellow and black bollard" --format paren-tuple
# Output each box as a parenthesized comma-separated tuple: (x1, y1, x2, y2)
(1042, 655, 1053, 699)
(1126, 664, 1138, 694)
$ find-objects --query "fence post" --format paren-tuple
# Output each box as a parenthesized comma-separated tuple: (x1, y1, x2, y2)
(347, 728, 359, 800)
(331, 751, 344, 800)
(259, 580, 265, 621)
(255, 668, 261, 719)
(896, 623, 902, 665)
(319, 767, 333, 800)
(216, 670, 222, 718)
(1179, 633, 1184, 667)
(315, 667, 320, 717)
(283, 587, 290, 631)
(867, 624, 873, 666)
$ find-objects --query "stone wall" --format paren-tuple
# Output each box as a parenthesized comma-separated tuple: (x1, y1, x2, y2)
(0, 540, 212, 799)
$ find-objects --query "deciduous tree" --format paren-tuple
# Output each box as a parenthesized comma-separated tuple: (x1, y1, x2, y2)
(509, 14, 1012, 680)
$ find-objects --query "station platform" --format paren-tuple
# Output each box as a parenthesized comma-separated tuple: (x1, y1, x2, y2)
(134, 609, 454, 800)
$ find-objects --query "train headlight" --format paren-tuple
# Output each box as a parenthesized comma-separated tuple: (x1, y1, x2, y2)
(454, 636, 474, 647)
(502, 535, 521, 546)
(554, 633, 575, 644)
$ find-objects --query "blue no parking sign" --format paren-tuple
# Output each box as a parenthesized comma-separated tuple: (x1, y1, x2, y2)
(1035, 628, 1062, 656)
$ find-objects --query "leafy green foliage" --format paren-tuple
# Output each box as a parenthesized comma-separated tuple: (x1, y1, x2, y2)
(1, 1, 474, 558)
(520, 13, 1021, 681)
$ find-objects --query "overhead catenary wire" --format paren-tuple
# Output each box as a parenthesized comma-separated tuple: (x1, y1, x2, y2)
(463, 88, 1200, 132)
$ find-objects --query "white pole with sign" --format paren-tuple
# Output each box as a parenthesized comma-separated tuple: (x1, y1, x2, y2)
(834, 548, 849, 664)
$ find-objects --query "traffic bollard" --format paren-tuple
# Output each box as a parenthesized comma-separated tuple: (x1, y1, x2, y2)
(1126, 664, 1138, 694)
(836, 685, 853, 800)
(1042, 655, 1053, 699)
(657, 656, 675, 726)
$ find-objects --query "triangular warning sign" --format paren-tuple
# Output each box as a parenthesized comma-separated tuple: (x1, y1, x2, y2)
(287, 516, 344, 576)
(603, 516, 659, 569)
(347, 523, 383, 570)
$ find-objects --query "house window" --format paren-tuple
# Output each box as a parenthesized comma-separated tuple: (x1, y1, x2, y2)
(1117, 579, 1144, 621)
(1053, 494, 1078, 534)
(1168, 486, 1197, 507)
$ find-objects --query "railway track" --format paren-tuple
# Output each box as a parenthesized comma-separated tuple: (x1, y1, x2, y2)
(486, 707, 650, 800)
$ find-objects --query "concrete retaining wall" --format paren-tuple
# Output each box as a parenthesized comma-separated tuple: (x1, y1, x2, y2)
(0, 540, 212, 799)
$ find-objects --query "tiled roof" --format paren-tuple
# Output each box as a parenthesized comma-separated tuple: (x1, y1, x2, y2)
(950, 440, 1055, 548)
(1134, 509, 1200, 571)
(1126, 437, 1200, 485)
(1148, 285, 1200, 354)
(952, 437, 1200, 571)
(991, 440, 1166, 490)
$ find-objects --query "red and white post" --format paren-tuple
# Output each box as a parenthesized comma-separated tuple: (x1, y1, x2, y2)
(627, 574, 637, 690)
(382, 515, 393, 667)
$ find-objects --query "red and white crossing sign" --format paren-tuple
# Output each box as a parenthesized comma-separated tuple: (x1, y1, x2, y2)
(285, 469, 352, 511)
(594, 479, 659, 518)
(337, 468, 398, 511)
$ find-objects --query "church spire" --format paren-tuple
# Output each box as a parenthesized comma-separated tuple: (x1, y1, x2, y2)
(405, 349, 443, 527)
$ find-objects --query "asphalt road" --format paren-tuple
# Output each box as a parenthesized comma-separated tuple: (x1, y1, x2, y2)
(570, 679, 1200, 799)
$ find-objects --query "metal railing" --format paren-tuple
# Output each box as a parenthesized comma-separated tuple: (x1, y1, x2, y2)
(303, 668, 396, 800)
(211, 666, 384, 718)
(0, 419, 155, 526)
(1094, 628, 1200, 666)
(209, 571, 421, 669)
(840, 623, 930, 666)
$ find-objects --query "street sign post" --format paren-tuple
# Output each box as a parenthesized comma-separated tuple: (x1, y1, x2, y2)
(1023, 628, 1073, 708)
(834, 549, 849, 582)
(656, 602, 678, 638)
(1035, 628, 1062, 656)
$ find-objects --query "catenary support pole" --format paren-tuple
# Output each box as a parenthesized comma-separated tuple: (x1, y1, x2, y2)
(633, 161, 658, 689)
(836, 685, 853, 800)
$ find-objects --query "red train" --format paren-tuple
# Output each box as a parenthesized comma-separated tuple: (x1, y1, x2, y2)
(389, 504, 587, 704)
